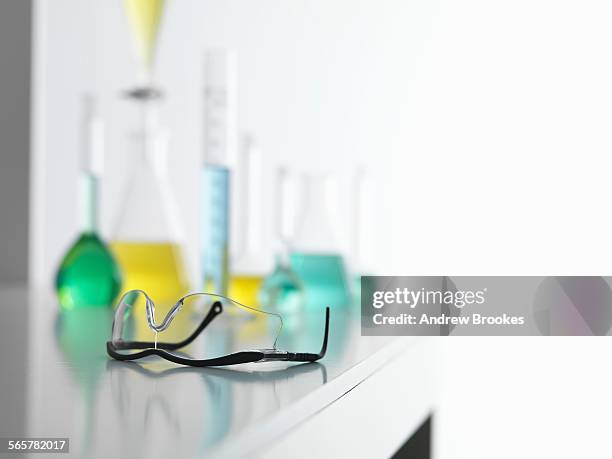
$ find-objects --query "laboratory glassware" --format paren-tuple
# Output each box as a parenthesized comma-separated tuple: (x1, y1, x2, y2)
(258, 168, 305, 314)
(106, 290, 329, 367)
(110, 113, 190, 308)
(55, 96, 122, 310)
(286, 171, 352, 309)
(229, 135, 266, 305)
(123, 0, 165, 80)
(259, 254, 304, 314)
(201, 49, 236, 297)
(112, 0, 190, 331)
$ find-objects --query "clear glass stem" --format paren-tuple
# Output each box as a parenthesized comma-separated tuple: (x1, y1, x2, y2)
(80, 173, 98, 233)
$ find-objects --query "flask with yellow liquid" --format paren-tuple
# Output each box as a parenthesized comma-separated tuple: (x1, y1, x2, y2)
(112, 0, 191, 341)
(110, 102, 191, 341)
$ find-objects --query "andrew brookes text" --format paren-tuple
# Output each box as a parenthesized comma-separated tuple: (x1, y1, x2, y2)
(370, 286, 524, 326)
(371, 312, 525, 326)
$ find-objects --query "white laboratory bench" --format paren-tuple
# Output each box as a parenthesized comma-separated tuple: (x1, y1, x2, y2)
(0, 285, 437, 459)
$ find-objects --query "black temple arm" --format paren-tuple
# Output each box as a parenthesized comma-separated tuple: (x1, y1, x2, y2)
(285, 307, 330, 362)
(106, 341, 264, 367)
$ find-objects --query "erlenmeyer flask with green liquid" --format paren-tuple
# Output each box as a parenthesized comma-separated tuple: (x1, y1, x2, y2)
(55, 96, 122, 310)
(111, 0, 191, 341)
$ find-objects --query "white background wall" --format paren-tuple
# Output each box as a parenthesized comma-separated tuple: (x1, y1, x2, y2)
(32, 0, 612, 286)
(31, 0, 612, 458)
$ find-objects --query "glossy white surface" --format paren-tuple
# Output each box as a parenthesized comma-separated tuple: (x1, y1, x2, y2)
(0, 286, 429, 458)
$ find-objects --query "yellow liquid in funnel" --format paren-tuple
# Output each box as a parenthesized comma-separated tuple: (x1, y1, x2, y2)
(124, 0, 165, 69)
(112, 241, 190, 341)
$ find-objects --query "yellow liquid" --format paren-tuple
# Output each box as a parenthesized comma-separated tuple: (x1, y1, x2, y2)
(228, 275, 264, 307)
(124, 0, 165, 69)
(228, 275, 267, 341)
(111, 241, 190, 341)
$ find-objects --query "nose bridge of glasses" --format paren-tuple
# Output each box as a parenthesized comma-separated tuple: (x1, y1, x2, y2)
(115, 291, 224, 334)
(145, 296, 224, 333)
(145, 297, 183, 332)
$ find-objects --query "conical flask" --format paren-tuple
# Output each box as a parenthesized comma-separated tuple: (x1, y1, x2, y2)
(288, 172, 352, 309)
(258, 168, 304, 314)
(113, 0, 190, 342)
(110, 96, 191, 330)
(55, 96, 122, 310)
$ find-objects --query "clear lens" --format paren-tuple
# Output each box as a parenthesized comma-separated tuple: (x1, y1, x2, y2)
(111, 290, 150, 342)
(111, 291, 283, 361)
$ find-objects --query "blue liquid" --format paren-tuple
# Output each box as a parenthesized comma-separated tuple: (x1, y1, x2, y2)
(201, 165, 230, 295)
(289, 253, 351, 308)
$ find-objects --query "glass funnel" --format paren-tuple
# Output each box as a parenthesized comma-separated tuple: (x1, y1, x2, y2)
(123, 0, 166, 84)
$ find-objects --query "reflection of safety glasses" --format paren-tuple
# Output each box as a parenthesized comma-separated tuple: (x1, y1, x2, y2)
(106, 290, 329, 367)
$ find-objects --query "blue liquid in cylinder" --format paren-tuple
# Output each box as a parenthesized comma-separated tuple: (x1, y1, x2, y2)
(201, 165, 230, 295)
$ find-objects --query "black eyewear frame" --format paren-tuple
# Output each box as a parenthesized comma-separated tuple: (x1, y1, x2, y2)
(107, 301, 330, 367)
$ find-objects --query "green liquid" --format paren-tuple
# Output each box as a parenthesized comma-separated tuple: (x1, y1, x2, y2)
(56, 233, 122, 310)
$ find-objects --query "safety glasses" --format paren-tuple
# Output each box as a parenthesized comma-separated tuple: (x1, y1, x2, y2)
(106, 290, 329, 367)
